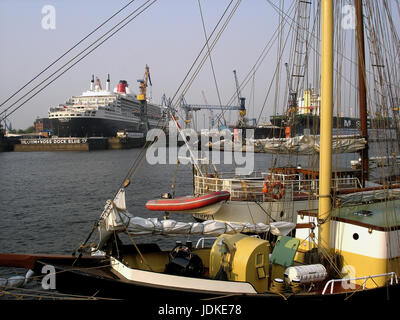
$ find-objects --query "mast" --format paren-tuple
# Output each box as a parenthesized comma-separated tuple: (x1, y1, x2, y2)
(355, 0, 368, 186)
(318, 0, 333, 253)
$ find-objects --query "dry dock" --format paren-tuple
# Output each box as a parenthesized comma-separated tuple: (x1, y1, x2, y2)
(14, 137, 125, 151)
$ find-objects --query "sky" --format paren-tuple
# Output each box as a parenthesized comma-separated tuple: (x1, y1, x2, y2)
(0, 0, 284, 129)
(0, 0, 399, 130)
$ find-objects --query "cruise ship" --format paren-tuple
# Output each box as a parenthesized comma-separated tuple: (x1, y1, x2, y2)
(49, 71, 166, 138)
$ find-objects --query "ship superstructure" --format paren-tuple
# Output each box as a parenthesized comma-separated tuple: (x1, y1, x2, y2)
(49, 73, 165, 138)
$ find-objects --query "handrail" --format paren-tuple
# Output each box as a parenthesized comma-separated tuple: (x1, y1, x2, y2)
(194, 174, 360, 195)
(195, 237, 217, 249)
(321, 272, 399, 295)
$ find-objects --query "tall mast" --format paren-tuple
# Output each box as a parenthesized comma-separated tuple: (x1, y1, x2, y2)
(355, 0, 368, 186)
(318, 0, 333, 252)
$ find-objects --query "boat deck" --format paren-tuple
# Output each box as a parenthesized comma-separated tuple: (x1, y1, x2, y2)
(194, 168, 362, 202)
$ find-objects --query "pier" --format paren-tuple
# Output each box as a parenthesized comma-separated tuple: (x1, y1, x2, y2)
(12, 136, 145, 152)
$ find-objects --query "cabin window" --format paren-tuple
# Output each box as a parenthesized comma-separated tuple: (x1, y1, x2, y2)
(353, 233, 359, 240)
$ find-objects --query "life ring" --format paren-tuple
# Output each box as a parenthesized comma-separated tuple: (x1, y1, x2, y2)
(270, 181, 285, 200)
(262, 176, 271, 195)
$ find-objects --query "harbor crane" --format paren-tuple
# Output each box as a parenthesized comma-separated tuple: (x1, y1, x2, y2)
(284, 62, 297, 114)
(233, 70, 246, 127)
(201, 90, 215, 129)
(137, 65, 152, 133)
(1, 116, 12, 133)
(137, 64, 152, 101)
(179, 70, 248, 130)
(179, 97, 240, 129)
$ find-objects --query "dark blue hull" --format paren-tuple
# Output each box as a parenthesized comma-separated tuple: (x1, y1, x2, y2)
(50, 117, 142, 138)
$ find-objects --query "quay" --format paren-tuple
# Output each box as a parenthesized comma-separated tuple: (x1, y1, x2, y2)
(13, 137, 141, 152)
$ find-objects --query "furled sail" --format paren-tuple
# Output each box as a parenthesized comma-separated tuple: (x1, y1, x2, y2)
(208, 135, 366, 155)
(338, 188, 400, 205)
(96, 189, 295, 248)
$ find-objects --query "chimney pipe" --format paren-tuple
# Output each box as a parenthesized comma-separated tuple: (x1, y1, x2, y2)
(90, 75, 94, 91)
(106, 74, 110, 92)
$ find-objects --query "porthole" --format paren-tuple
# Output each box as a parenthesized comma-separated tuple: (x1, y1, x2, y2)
(353, 233, 359, 240)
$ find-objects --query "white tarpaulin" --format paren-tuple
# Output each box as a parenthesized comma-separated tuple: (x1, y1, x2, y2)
(208, 135, 366, 155)
(338, 188, 400, 205)
(270, 221, 296, 236)
(119, 216, 270, 236)
(96, 189, 296, 248)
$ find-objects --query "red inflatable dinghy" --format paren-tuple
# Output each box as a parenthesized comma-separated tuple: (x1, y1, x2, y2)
(145, 191, 230, 211)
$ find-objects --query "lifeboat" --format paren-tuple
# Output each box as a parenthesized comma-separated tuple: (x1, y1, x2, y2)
(145, 191, 230, 212)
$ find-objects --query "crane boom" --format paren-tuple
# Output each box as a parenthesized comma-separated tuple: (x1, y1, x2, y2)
(137, 64, 151, 101)
(233, 70, 241, 105)
(285, 62, 297, 114)
(201, 90, 208, 105)
(201, 91, 214, 129)
(233, 70, 246, 127)
(284, 63, 292, 93)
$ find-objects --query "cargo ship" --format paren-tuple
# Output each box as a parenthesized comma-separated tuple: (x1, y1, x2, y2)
(49, 68, 166, 138)
(269, 89, 397, 137)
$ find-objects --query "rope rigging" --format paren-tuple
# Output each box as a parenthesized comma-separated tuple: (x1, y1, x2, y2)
(75, 0, 244, 254)
(0, 0, 137, 112)
(0, 0, 158, 120)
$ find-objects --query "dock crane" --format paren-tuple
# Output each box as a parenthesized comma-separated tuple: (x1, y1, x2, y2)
(180, 97, 240, 129)
(201, 90, 215, 129)
(137, 64, 152, 102)
(137, 65, 152, 133)
(284, 62, 299, 138)
(179, 71, 248, 130)
(233, 70, 246, 127)
(284, 62, 297, 114)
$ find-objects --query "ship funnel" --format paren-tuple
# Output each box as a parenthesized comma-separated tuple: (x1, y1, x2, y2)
(106, 74, 110, 91)
(117, 80, 128, 93)
(240, 97, 246, 111)
(95, 77, 102, 91)
(90, 75, 94, 91)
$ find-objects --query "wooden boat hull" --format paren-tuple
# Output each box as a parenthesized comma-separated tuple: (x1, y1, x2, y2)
(24, 256, 399, 303)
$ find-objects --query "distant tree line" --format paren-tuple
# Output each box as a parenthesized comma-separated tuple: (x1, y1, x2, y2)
(8, 126, 35, 134)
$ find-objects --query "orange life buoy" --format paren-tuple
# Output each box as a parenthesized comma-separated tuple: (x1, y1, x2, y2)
(262, 176, 271, 195)
(270, 181, 285, 200)
(262, 182, 268, 194)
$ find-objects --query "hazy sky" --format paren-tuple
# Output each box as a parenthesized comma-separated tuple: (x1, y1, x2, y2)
(1, 1, 399, 130)
(0, 0, 284, 129)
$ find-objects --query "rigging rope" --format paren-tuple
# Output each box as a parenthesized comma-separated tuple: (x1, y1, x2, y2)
(172, 0, 242, 115)
(169, 0, 237, 107)
(0, 0, 137, 113)
(197, 0, 226, 127)
(0, 0, 157, 119)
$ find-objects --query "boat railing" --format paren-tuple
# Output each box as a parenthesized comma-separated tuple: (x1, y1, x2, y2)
(193, 173, 361, 201)
(195, 237, 217, 249)
(321, 272, 399, 295)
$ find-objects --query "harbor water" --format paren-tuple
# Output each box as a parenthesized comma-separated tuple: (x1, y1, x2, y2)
(0, 147, 363, 252)
(0, 145, 389, 294)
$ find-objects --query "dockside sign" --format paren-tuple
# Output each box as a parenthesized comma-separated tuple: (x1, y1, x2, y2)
(21, 138, 88, 144)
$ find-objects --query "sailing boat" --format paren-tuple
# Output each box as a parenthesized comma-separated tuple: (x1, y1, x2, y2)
(159, 0, 399, 228)
(0, 0, 399, 302)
